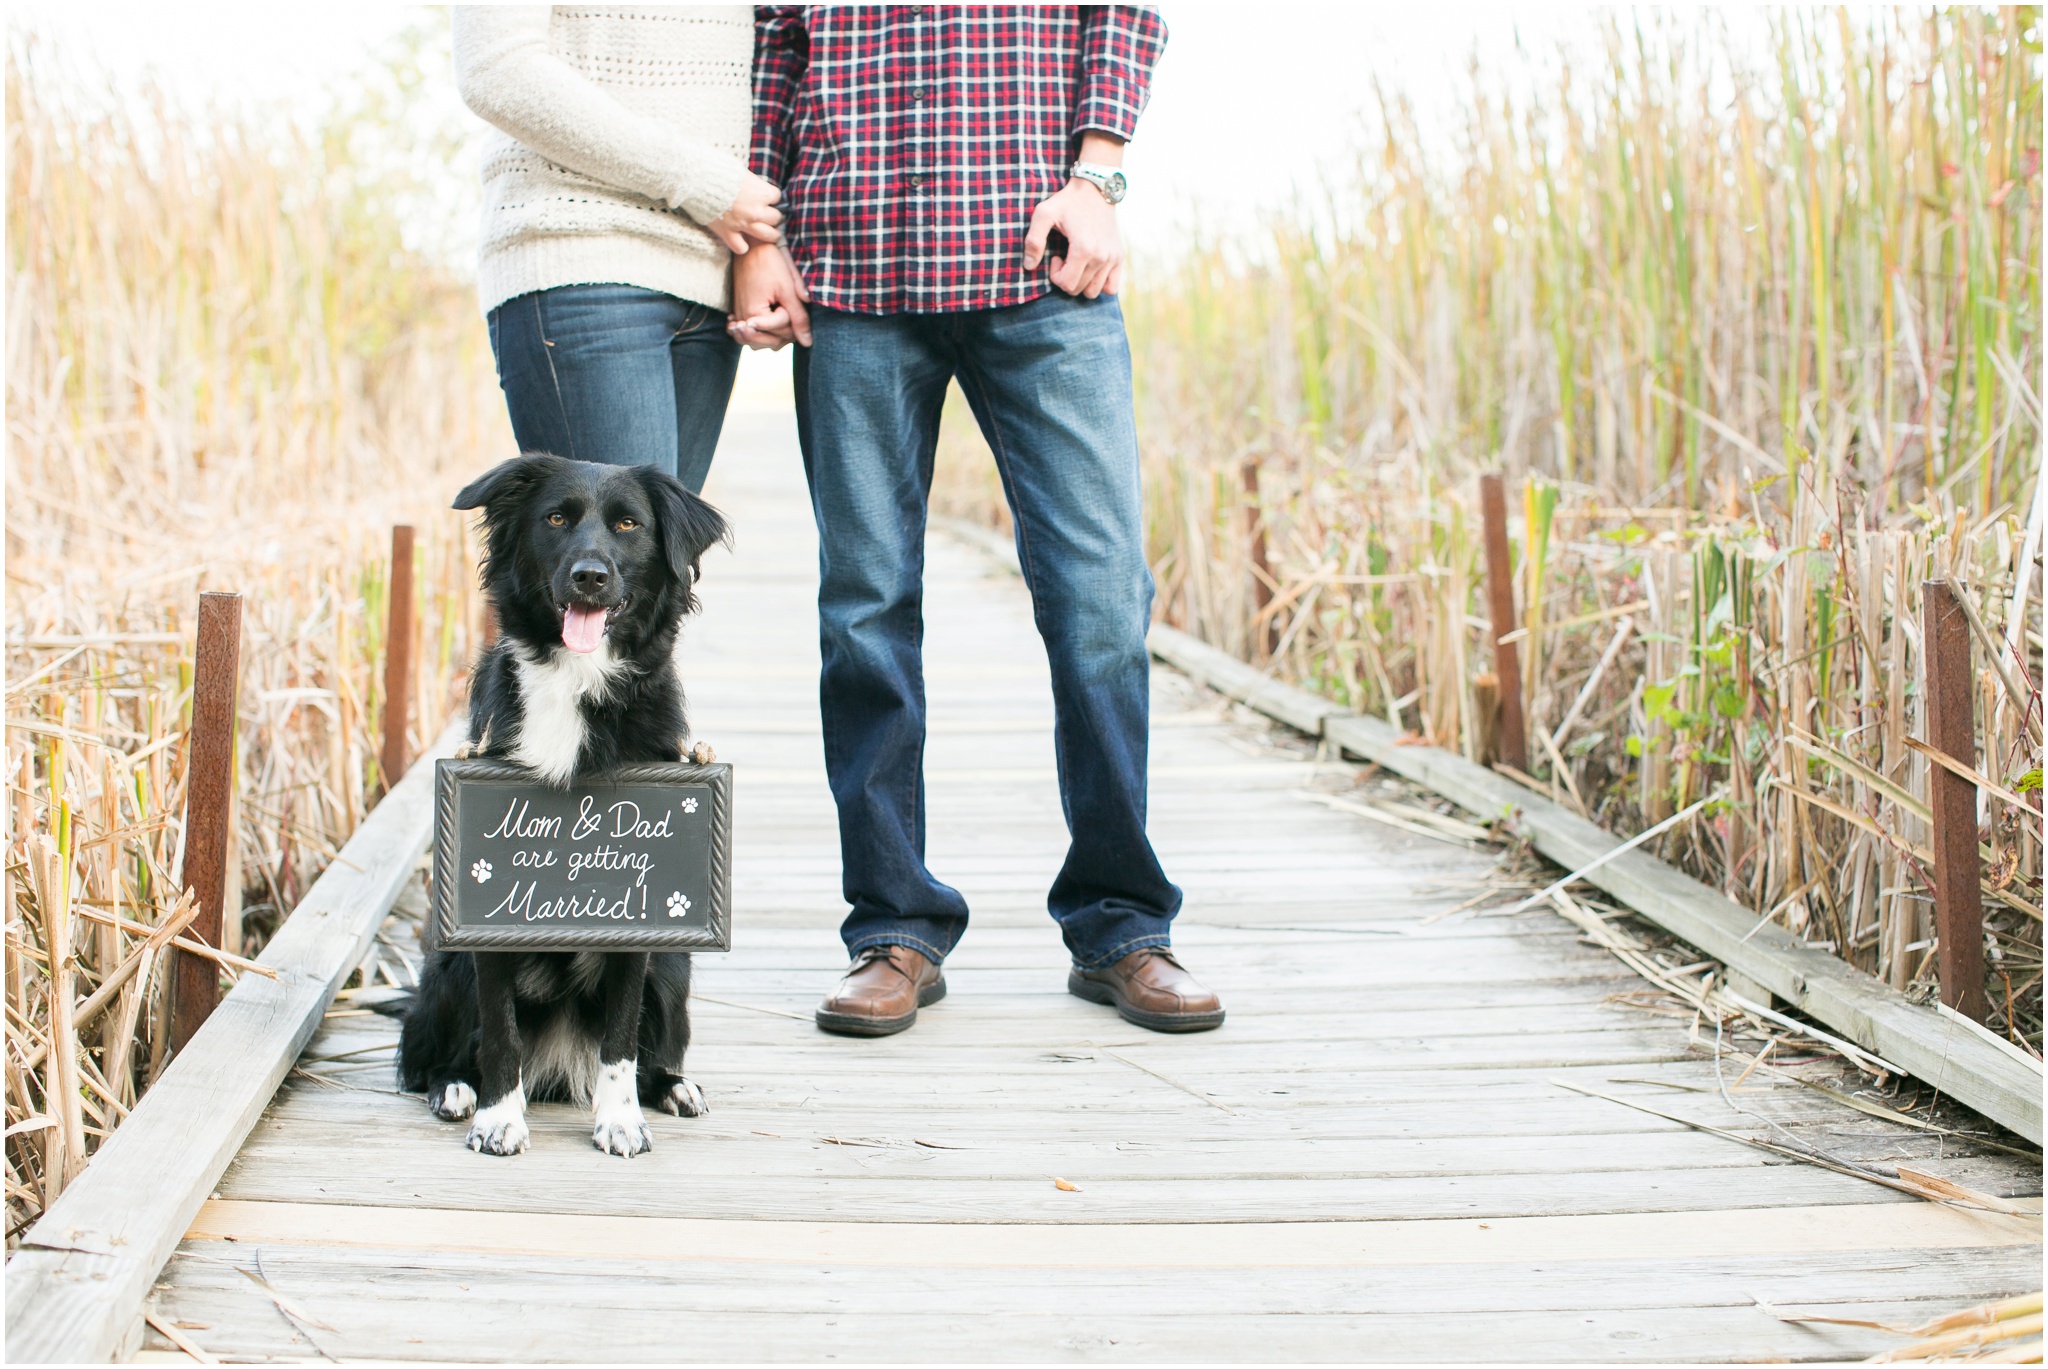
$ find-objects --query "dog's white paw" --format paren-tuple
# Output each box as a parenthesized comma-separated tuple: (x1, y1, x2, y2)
(430, 1081, 477, 1121)
(591, 1059, 651, 1157)
(659, 1076, 708, 1117)
(592, 1109, 653, 1157)
(466, 1086, 528, 1156)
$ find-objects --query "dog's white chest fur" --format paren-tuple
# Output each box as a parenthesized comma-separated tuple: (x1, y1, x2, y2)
(511, 644, 625, 785)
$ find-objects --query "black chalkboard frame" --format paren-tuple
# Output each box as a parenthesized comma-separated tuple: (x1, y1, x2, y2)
(425, 758, 733, 953)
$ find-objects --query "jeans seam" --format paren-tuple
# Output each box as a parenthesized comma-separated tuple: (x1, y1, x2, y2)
(905, 328, 939, 888)
(910, 523, 928, 874)
(531, 293, 579, 463)
(846, 930, 949, 966)
(953, 360, 1039, 593)
(1075, 931, 1171, 971)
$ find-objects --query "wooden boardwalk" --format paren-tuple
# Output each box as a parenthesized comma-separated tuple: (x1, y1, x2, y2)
(142, 412, 2039, 1362)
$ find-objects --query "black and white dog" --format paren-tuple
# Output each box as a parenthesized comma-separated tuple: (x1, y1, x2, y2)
(396, 453, 728, 1157)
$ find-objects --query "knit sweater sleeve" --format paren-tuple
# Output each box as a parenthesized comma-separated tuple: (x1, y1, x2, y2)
(452, 6, 746, 229)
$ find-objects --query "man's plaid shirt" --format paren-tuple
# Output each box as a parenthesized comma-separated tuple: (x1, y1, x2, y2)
(750, 6, 1167, 315)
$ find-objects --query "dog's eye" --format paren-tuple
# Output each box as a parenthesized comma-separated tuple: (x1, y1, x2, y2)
(615, 518, 639, 532)
(547, 512, 566, 527)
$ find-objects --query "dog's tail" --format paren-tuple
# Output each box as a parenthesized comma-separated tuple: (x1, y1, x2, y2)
(365, 990, 415, 1021)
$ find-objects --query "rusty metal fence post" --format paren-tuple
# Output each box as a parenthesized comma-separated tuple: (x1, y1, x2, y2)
(1479, 473, 1529, 774)
(380, 524, 416, 797)
(1922, 578, 1988, 1023)
(171, 591, 242, 1052)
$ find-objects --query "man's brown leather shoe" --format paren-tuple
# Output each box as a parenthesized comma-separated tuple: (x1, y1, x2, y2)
(1068, 948, 1224, 1032)
(815, 946, 945, 1037)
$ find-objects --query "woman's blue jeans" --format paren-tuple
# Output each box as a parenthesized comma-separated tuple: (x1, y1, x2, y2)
(487, 285, 741, 492)
(792, 292, 1181, 970)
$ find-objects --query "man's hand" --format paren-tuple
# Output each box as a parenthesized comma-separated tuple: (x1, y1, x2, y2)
(1023, 180, 1123, 299)
(727, 245, 813, 350)
(705, 171, 786, 255)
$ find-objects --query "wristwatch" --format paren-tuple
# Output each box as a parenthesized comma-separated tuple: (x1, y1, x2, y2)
(1069, 161, 1127, 205)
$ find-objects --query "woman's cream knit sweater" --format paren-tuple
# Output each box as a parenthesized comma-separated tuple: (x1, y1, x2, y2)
(452, 6, 753, 316)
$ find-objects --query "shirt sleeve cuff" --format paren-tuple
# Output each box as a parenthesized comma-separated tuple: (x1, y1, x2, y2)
(1075, 87, 1145, 143)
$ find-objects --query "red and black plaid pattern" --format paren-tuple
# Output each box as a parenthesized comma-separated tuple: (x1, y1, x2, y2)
(751, 6, 1166, 315)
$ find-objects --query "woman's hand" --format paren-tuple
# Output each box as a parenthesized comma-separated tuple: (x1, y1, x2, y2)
(706, 171, 785, 255)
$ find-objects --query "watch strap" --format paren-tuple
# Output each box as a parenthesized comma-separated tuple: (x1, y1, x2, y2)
(1069, 161, 1126, 204)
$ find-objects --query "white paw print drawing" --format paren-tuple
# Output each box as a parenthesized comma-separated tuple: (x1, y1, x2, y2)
(470, 859, 493, 884)
(665, 891, 691, 918)
(679, 796, 699, 814)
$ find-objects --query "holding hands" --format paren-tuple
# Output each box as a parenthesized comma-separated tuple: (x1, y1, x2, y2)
(727, 244, 813, 351)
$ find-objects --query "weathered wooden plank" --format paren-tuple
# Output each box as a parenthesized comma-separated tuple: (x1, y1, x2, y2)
(127, 1294, 2014, 1364)
(212, 1114, 1906, 1184)
(182, 1196, 2036, 1268)
(262, 1074, 1873, 1140)
(151, 1237, 2043, 1318)
(690, 962, 1640, 996)
(211, 1154, 1906, 1224)
(3, 722, 464, 1365)
(251, 1108, 1868, 1159)
(291, 1007, 1678, 1062)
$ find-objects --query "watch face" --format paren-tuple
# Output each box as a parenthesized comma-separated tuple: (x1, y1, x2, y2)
(1107, 171, 1128, 202)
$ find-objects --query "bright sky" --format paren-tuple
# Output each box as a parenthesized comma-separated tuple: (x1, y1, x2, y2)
(12, 2, 1684, 255)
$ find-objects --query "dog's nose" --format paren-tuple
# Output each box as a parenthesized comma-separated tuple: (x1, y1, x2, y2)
(570, 559, 610, 595)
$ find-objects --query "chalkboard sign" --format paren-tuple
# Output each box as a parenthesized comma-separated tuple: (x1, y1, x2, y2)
(426, 759, 731, 952)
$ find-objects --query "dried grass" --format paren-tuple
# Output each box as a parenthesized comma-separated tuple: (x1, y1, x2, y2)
(4, 32, 503, 1238)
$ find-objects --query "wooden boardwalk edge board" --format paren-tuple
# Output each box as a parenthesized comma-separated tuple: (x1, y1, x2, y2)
(5, 721, 465, 1366)
(1141, 623, 2044, 1146)
(186, 1197, 2039, 1269)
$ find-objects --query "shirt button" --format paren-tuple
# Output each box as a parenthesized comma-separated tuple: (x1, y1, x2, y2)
(911, 85, 926, 101)
(909, 174, 924, 188)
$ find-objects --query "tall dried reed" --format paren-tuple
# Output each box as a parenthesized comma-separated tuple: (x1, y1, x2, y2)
(938, 11, 2043, 1049)
(4, 32, 503, 1238)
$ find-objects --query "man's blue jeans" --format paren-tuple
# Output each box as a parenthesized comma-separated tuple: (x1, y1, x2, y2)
(489, 285, 740, 492)
(792, 291, 1181, 970)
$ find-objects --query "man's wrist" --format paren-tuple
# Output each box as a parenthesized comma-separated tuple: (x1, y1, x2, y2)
(1068, 162, 1126, 205)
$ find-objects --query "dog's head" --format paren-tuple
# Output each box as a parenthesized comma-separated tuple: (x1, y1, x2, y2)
(453, 454, 729, 656)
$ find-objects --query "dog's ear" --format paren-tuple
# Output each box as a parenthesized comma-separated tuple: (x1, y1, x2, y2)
(452, 453, 562, 517)
(637, 468, 731, 588)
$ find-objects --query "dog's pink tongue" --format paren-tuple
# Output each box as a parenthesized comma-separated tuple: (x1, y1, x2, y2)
(561, 605, 607, 654)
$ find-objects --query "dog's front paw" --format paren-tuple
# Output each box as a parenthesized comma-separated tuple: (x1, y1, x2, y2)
(658, 1076, 708, 1117)
(467, 1114, 529, 1156)
(592, 1059, 652, 1156)
(429, 1081, 477, 1121)
(689, 741, 716, 765)
(592, 1106, 653, 1157)
(466, 1088, 528, 1156)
